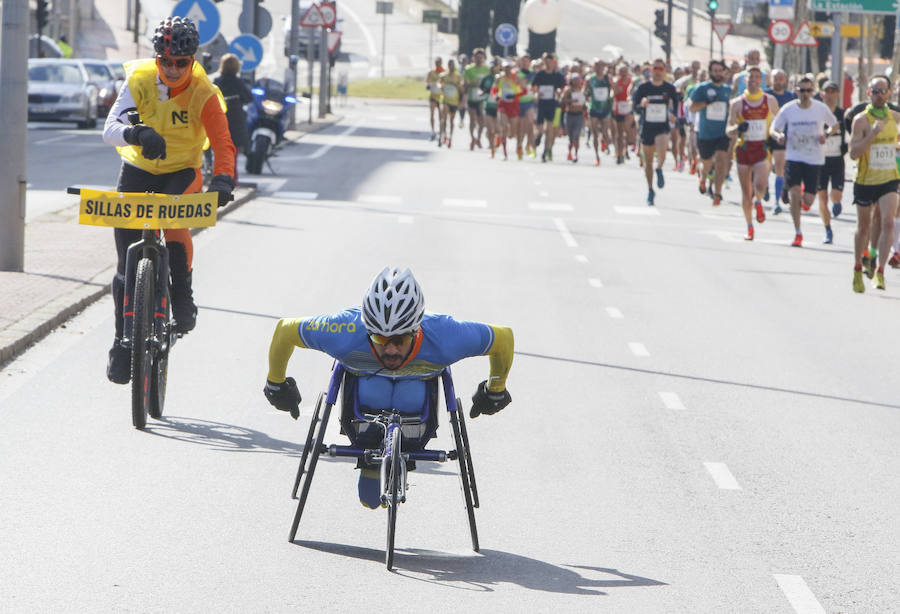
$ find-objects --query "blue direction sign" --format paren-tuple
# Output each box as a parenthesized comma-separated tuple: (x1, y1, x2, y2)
(172, 0, 221, 46)
(494, 23, 518, 47)
(229, 34, 264, 71)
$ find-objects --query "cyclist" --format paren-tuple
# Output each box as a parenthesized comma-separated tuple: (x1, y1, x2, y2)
(439, 58, 464, 148)
(633, 58, 677, 205)
(263, 267, 514, 509)
(102, 17, 235, 384)
(690, 60, 732, 206)
(462, 48, 490, 150)
(426, 57, 444, 141)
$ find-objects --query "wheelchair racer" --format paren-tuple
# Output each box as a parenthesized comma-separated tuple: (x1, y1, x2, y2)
(263, 267, 514, 508)
(101, 16, 235, 384)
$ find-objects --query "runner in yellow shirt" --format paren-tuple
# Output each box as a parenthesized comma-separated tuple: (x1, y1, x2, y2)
(426, 57, 444, 141)
(440, 59, 464, 148)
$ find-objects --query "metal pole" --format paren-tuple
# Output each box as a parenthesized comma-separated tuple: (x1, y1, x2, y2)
(307, 27, 314, 123)
(134, 0, 141, 57)
(69, 0, 78, 55)
(830, 12, 842, 84)
(774, 43, 784, 70)
(318, 27, 327, 117)
(429, 23, 433, 67)
(288, 0, 299, 128)
(687, 0, 693, 45)
(243, 0, 256, 81)
(709, 17, 713, 60)
(381, 11, 387, 78)
(665, 0, 673, 64)
(0, 0, 28, 271)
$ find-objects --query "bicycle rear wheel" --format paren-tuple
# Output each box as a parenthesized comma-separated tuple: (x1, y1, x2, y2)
(289, 399, 332, 542)
(385, 426, 401, 570)
(131, 258, 154, 430)
(149, 293, 170, 420)
(292, 392, 324, 499)
(450, 409, 479, 552)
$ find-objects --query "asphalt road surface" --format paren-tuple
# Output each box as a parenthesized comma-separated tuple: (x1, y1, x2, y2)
(4, 100, 899, 613)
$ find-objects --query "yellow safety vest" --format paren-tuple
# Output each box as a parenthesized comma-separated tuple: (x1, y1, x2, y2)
(117, 59, 225, 174)
(856, 111, 900, 186)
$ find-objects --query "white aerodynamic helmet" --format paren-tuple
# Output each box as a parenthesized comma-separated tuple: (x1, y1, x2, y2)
(362, 267, 425, 336)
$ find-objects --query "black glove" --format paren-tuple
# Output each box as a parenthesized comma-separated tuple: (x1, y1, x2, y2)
(264, 377, 301, 419)
(124, 125, 167, 160)
(470, 380, 511, 418)
(208, 174, 235, 208)
(737, 121, 749, 133)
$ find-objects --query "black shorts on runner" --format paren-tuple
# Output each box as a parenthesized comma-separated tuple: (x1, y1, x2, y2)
(766, 136, 786, 152)
(640, 123, 670, 146)
(485, 106, 497, 118)
(785, 160, 822, 194)
(537, 100, 557, 124)
(467, 101, 483, 116)
(697, 136, 730, 160)
(445, 104, 458, 116)
(853, 180, 900, 206)
(818, 156, 845, 193)
(589, 108, 611, 120)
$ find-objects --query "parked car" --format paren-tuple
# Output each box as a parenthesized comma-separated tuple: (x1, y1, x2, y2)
(28, 59, 99, 128)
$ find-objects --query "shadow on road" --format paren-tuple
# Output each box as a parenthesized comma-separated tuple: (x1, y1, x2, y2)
(144, 416, 302, 455)
(293, 541, 667, 594)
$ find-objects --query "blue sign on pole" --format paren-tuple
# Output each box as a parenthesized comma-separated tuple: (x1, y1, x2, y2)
(494, 23, 518, 47)
(768, 0, 793, 6)
(229, 34, 264, 71)
(172, 0, 221, 46)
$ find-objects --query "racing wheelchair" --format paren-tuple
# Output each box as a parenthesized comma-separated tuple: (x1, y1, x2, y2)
(288, 362, 479, 570)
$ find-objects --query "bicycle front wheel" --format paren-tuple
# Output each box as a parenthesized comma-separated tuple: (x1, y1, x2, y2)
(131, 258, 154, 430)
(149, 288, 170, 420)
(385, 426, 401, 570)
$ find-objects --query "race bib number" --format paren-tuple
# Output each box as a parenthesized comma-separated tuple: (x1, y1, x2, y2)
(616, 100, 633, 115)
(824, 134, 842, 157)
(78, 189, 218, 230)
(746, 119, 767, 141)
(501, 87, 515, 101)
(571, 92, 586, 106)
(428, 82, 440, 94)
(869, 144, 896, 170)
(645, 103, 667, 123)
(538, 85, 555, 100)
(593, 87, 609, 102)
(706, 101, 727, 121)
(470, 87, 484, 100)
(444, 84, 458, 99)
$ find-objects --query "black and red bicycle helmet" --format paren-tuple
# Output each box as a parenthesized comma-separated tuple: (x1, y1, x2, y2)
(152, 17, 200, 57)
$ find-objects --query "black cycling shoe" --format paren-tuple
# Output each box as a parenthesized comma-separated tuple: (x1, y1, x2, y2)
(107, 338, 131, 384)
(172, 298, 197, 334)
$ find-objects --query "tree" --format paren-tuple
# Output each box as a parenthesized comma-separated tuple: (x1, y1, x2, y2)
(458, 0, 492, 57)
(490, 0, 522, 57)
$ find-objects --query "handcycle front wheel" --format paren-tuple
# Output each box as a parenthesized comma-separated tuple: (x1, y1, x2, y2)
(131, 258, 154, 430)
(289, 395, 332, 542)
(385, 425, 401, 570)
(450, 403, 479, 552)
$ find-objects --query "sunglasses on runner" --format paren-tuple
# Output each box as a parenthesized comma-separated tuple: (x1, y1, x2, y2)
(798, 88, 814, 93)
(871, 88, 889, 95)
(157, 56, 193, 68)
(368, 331, 416, 346)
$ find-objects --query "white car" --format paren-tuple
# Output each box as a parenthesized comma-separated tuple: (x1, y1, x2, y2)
(28, 59, 99, 129)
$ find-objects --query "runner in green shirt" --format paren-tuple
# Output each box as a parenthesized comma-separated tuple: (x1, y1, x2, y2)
(585, 58, 614, 166)
(462, 48, 491, 150)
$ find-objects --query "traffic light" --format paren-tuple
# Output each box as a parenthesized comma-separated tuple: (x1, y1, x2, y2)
(36, 0, 49, 33)
(706, 0, 718, 16)
(654, 9, 668, 41)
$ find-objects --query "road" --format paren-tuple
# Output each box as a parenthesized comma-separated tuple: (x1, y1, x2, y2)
(7, 99, 900, 612)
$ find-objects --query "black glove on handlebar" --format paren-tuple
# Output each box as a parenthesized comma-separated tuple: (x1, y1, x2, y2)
(208, 174, 235, 208)
(264, 377, 301, 419)
(124, 125, 167, 160)
(470, 380, 511, 418)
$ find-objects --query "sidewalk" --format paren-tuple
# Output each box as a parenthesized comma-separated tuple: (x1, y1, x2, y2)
(0, 116, 340, 366)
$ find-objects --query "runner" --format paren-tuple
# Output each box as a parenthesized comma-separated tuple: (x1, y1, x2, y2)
(439, 59, 464, 148)
(764, 69, 797, 211)
(689, 60, 732, 206)
(482, 59, 500, 159)
(726, 67, 779, 240)
(560, 73, 588, 163)
(493, 60, 525, 161)
(848, 75, 900, 291)
(817, 81, 846, 244)
(457, 53, 469, 129)
(426, 57, 444, 141)
(612, 63, 634, 164)
(518, 54, 538, 159)
(585, 58, 613, 166)
(633, 58, 677, 205)
(769, 76, 837, 247)
(462, 48, 490, 150)
(533, 52, 567, 162)
(732, 49, 768, 97)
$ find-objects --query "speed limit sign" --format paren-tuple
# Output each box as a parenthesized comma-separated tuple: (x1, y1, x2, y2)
(768, 20, 793, 44)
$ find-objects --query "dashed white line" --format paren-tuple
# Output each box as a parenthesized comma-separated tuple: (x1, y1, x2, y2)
(34, 134, 77, 145)
(397, 215, 414, 224)
(553, 218, 578, 248)
(539, 190, 550, 197)
(614, 206, 661, 216)
(575, 254, 589, 264)
(658, 391, 685, 410)
(443, 198, 487, 208)
(628, 342, 649, 357)
(773, 575, 826, 614)
(529, 202, 573, 211)
(605, 307, 623, 319)
(588, 278, 603, 288)
(703, 462, 741, 490)
(273, 191, 318, 200)
(358, 194, 403, 204)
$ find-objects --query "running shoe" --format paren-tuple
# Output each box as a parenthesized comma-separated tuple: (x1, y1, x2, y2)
(889, 252, 900, 268)
(773, 203, 783, 215)
(447, 138, 452, 149)
(616, 156, 624, 165)
(470, 139, 476, 151)
(763, 186, 770, 202)
(853, 270, 865, 293)
(823, 227, 833, 244)
(832, 201, 842, 217)
(656, 168, 665, 189)
(875, 271, 886, 290)
(801, 201, 811, 212)
(755, 200, 765, 223)
(595, 157, 601, 167)
(572, 155, 578, 163)
(601, 140, 608, 153)
(791, 233, 803, 247)
(862, 256, 875, 279)
(699, 177, 707, 194)
(713, 194, 722, 207)
(781, 188, 790, 205)
(647, 189, 655, 206)
(567, 146, 573, 161)
(744, 226, 754, 241)
(689, 158, 697, 175)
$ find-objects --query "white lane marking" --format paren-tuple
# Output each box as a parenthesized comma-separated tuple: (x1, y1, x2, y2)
(443, 198, 487, 208)
(529, 202, 573, 211)
(575, 254, 589, 264)
(358, 194, 403, 204)
(606, 307, 624, 319)
(588, 278, 603, 288)
(300, 121, 362, 159)
(658, 391, 685, 410)
(615, 206, 660, 216)
(534, 180, 543, 186)
(704, 462, 741, 490)
(254, 178, 288, 193)
(397, 215, 414, 224)
(539, 190, 550, 197)
(339, 2, 378, 59)
(628, 342, 649, 357)
(773, 575, 826, 614)
(273, 191, 318, 200)
(34, 134, 78, 145)
(553, 218, 578, 248)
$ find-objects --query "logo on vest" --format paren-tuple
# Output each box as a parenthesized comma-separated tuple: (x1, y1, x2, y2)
(171, 110, 189, 125)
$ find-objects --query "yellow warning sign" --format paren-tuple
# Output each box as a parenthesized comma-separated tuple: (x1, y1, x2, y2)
(78, 189, 218, 229)
(841, 24, 860, 37)
(808, 22, 834, 37)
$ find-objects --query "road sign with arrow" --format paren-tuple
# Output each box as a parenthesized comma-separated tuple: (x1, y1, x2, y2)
(172, 0, 220, 46)
(229, 34, 264, 71)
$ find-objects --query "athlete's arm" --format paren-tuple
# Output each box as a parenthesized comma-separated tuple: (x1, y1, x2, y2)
(103, 81, 137, 147)
(767, 94, 780, 118)
(769, 106, 788, 143)
(266, 318, 307, 383)
(688, 86, 706, 113)
(849, 112, 880, 160)
(484, 325, 514, 392)
(724, 99, 743, 137)
(200, 94, 236, 177)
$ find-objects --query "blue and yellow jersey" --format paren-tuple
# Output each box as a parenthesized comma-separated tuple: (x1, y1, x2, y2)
(267, 309, 513, 413)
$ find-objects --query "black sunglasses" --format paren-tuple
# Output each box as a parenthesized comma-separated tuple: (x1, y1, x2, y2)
(798, 88, 814, 93)
(871, 88, 889, 95)
(157, 56, 193, 68)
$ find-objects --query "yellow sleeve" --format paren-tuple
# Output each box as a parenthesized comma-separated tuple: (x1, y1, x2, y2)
(266, 318, 307, 382)
(486, 325, 514, 392)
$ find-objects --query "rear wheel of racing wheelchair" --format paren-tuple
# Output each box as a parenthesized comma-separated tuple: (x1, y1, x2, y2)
(292, 392, 324, 499)
(385, 426, 402, 570)
(289, 393, 332, 542)
(450, 398, 479, 552)
(131, 258, 154, 430)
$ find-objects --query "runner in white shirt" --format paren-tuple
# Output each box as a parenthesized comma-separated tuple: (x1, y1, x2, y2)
(769, 76, 838, 247)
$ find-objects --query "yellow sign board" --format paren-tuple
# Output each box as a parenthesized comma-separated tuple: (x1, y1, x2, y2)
(808, 22, 834, 36)
(78, 189, 218, 229)
(841, 24, 861, 36)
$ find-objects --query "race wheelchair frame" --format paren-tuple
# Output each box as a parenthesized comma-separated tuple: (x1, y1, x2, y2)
(288, 362, 479, 570)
